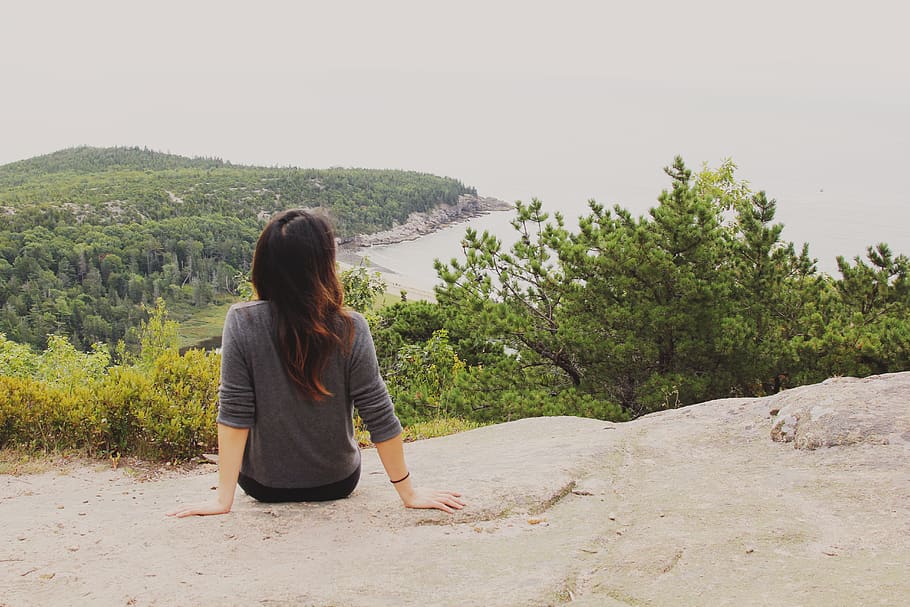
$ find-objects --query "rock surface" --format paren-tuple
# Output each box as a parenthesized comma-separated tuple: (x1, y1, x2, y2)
(769, 373, 910, 449)
(1, 372, 908, 606)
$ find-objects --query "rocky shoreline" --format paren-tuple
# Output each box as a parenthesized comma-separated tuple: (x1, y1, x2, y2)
(341, 194, 512, 249)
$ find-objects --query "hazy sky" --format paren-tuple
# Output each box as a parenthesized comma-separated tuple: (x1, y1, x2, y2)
(2, 0, 909, 259)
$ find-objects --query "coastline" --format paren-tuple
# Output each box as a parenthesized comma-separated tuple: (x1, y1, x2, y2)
(340, 194, 512, 249)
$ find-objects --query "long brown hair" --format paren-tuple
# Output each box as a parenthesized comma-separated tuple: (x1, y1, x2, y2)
(251, 209, 353, 399)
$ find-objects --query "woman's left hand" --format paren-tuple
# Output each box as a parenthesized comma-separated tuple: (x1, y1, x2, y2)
(167, 500, 232, 518)
(168, 424, 247, 519)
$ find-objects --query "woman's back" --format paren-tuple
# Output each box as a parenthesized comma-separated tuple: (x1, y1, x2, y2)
(217, 301, 402, 488)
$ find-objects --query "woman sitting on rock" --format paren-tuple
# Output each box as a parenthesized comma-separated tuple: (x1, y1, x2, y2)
(168, 209, 464, 517)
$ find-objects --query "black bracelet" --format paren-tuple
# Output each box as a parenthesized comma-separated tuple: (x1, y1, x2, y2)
(390, 471, 410, 484)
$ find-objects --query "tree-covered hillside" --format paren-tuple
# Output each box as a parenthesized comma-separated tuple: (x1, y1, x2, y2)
(0, 146, 476, 349)
(0, 146, 475, 235)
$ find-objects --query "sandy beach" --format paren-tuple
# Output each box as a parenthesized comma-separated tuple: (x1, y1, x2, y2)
(336, 249, 438, 302)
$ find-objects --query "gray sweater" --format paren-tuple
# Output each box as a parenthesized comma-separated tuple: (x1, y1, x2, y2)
(216, 301, 402, 488)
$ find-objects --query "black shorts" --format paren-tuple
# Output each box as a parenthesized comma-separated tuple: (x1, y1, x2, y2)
(238, 464, 361, 503)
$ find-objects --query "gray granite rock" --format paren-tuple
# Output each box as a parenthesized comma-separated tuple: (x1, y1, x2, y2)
(3, 373, 909, 606)
(768, 372, 910, 449)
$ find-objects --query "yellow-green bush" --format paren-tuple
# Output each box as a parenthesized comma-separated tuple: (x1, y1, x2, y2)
(0, 377, 57, 451)
(0, 345, 221, 460)
(0, 300, 222, 460)
(0, 377, 96, 453)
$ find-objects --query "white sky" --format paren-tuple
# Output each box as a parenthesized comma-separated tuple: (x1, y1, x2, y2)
(1, 0, 908, 243)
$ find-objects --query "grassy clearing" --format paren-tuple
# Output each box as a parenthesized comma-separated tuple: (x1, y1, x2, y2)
(174, 297, 240, 350)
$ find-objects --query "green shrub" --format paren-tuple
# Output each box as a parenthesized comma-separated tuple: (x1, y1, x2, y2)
(91, 349, 220, 459)
(385, 329, 466, 425)
(0, 333, 39, 378)
(382, 328, 627, 426)
(445, 365, 628, 424)
(134, 349, 220, 459)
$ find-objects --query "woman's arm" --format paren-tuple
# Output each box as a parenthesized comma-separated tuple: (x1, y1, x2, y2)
(374, 433, 465, 514)
(167, 423, 249, 518)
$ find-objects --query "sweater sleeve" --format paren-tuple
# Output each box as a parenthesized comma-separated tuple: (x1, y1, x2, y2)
(216, 306, 257, 429)
(349, 315, 402, 443)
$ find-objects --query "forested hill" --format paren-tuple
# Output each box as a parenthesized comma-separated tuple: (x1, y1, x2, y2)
(0, 146, 475, 235)
(0, 147, 228, 181)
(0, 146, 476, 349)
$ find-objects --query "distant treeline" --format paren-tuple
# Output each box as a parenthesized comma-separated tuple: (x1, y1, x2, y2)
(0, 146, 476, 349)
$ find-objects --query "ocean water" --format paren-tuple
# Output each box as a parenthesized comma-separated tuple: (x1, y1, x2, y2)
(353, 186, 908, 293)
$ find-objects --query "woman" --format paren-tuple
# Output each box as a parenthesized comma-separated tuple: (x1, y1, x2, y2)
(168, 210, 464, 517)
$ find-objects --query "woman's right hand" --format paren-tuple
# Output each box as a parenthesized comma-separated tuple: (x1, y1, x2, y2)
(374, 434, 464, 513)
